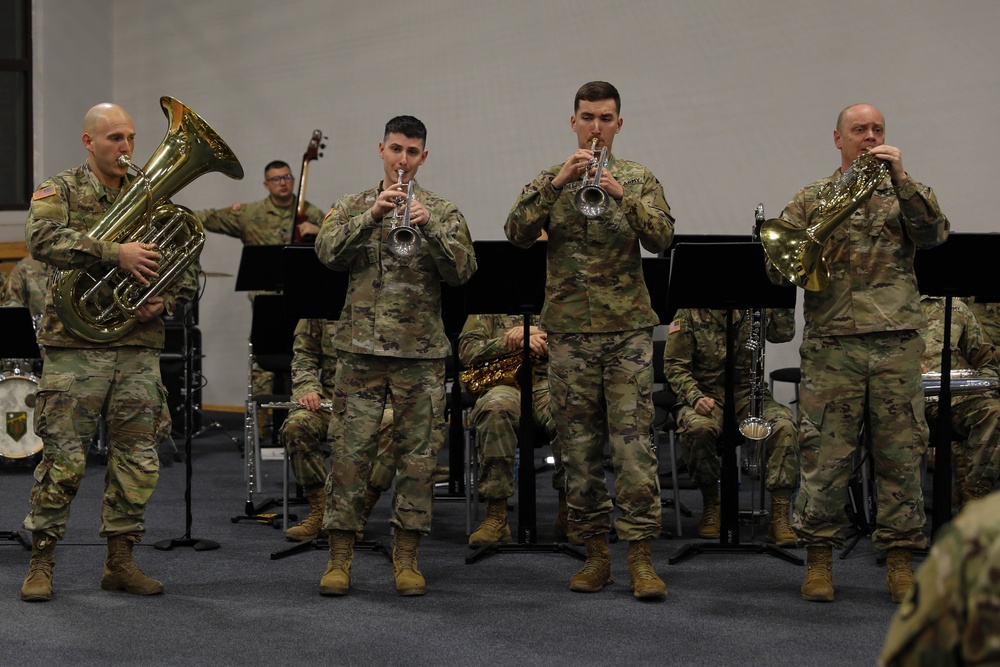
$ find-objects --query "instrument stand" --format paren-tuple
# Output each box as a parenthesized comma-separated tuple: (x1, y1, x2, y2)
(154, 295, 220, 552)
(462, 242, 584, 565)
(661, 242, 801, 567)
(0, 307, 42, 550)
(915, 233, 1000, 538)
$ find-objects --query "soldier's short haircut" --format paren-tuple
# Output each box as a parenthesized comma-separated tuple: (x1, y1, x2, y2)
(264, 160, 291, 175)
(384, 116, 427, 145)
(575, 81, 621, 114)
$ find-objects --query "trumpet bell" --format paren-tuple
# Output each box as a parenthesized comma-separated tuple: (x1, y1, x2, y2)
(759, 217, 830, 292)
(574, 185, 610, 219)
(387, 226, 421, 257)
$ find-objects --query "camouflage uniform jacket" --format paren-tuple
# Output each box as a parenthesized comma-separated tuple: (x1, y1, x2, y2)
(919, 296, 999, 375)
(879, 492, 1000, 666)
(289, 318, 340, 401)
(458, 314, 550, 390)
(505, 155, 674, 333)
(774, 170, 948, 338)
(1, 256, 48, 319)
(971, 301, 1000, 350)
(25, 163, 197, 349)
(315, 180, 477, 359)
(196, 197, 325, 245)
(663, 308, 795, 407)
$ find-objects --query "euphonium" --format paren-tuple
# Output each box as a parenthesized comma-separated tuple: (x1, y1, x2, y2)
(53, 96, 244, 343)
(387, 168, 421, 257)
(760, 150, 889, 291)
(574, 138, 610, 218)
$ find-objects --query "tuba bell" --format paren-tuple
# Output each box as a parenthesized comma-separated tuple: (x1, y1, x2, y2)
(53, 96, 244, 343)
(759, 150, 888, 292)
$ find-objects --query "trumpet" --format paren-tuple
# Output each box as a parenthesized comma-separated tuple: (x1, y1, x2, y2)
(387, 168, 421, 257)
(574, 138, 610, 218)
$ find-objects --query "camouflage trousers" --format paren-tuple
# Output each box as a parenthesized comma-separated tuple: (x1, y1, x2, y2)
(281, 404, 396, 492)
(23, 346, 170, 540)
(323, 352, 445, 535)
(675, 389, 799, 494)
(470, 381, 563, 500)
(548, 329, 661, 542)
(794, 332, 929, 551)
(925, 394, 1000, 491)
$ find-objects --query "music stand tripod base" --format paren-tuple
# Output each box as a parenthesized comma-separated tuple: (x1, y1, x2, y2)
(270, 537, 391, 561)
(465, 539, 586, 565)
(669, 541, 802, 566)
(153, 536, 220, 552)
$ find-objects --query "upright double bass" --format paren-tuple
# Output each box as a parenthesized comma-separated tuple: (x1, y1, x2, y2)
(291, 129, 326, 244)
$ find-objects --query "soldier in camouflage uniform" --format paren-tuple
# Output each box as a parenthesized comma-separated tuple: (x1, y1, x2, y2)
(19, 103, 198, 602)
(663, 308, 799, 545)
(879, 491, 1000, 666)
(918, 295, 1000, 509)
(458, 314, 567, 547)
(971, 301, 1000, 349)
(280, 317, 394, 543)
(314, 115, 476, 597)
(195, 160, 326, 422)
(1, 255, 48, 319)
(767, 104, 949, 604)
(505, 82, 674, 600)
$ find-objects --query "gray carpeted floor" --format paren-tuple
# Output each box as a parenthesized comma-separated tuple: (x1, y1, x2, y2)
(0, 412, 904, 666)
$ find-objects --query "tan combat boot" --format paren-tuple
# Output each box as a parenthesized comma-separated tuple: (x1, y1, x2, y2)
(569, 534, 613, 593)
(100, 535, 164, 596)
(627, 539, 666, 600)
(469, 499, 511, 547)
(766, 493, 797, 548)
(885, 548, 914, 604)
(697, 485, 721, 539)
(356, 487, 381, 542)
(801, 546, 834, 602)
(284, 488, 326, 542)
(319, 530, 355, 596)
(393, 529, 427, 596)
(21, 533, 56, 602)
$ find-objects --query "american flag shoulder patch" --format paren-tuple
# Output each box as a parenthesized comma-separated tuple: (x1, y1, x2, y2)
(668, 319, 681, 334)
(32, 185, 56, 200)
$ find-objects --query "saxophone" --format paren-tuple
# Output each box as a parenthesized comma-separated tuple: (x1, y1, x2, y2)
(738, 204, 773, 441)
(459, 352, 527, 394)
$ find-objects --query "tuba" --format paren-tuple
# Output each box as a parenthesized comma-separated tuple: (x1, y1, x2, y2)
(760, 150, 888, 291)
(53, 97, 244, 343)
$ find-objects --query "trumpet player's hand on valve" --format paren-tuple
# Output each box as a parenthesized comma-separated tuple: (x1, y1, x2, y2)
(867, 144, 906, 186)
(694, 396, 716, 416)
(134, 295, 165, 323)
(552, 148, 602, 189)
(118, 241, 160, 285)
(299, 391, 322, 412)
(371, 185, 407, 221)
(594, 168, 624, 200)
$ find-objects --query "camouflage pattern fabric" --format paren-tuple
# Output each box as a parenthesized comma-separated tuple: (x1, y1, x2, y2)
(1, 256, 49, 319)
(23, 347, 171, 540)
(970, 301, 1000, 356)
(504, 154, 674, 333)
(548, 329, 661, 542)
(879, 492, 1000, 666)
(794, 331, 929, 550)
(458, 314, 563, 499)
(663, 308, 799, 493)
(919, 296, 1000, 492)
(322, 352, 445, 535)
(195, 197, 325, 246)
(315, 180, 476, 360)
(25, 163, 199, 349)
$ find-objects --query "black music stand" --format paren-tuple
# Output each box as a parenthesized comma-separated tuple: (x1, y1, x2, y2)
(464, 241, 584, 564)
(0, 307, 40, 549)
(153, 279, 220, 552)
(234, 244, 287, 293)
(664, 243, 801, 566)
(916, 233, 1000, 538)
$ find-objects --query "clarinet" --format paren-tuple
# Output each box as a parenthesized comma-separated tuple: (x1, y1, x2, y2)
(738, 204, 773, 441)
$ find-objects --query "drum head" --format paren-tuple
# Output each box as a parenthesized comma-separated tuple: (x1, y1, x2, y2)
(0, 374, 42, 459)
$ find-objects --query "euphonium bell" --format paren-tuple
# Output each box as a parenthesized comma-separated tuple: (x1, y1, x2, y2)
(574, 138, 611, 218)
(760, 151, 888, 292)
(53, 96, 244, 342)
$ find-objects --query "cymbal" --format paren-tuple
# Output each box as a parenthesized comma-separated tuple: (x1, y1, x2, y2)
(201, 271, 233, 277)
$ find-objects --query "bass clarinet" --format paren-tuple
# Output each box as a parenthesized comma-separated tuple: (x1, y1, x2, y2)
(738, 204, 773, 441)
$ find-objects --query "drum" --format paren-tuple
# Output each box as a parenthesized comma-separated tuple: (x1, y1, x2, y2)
(0, 372, 42, 460)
